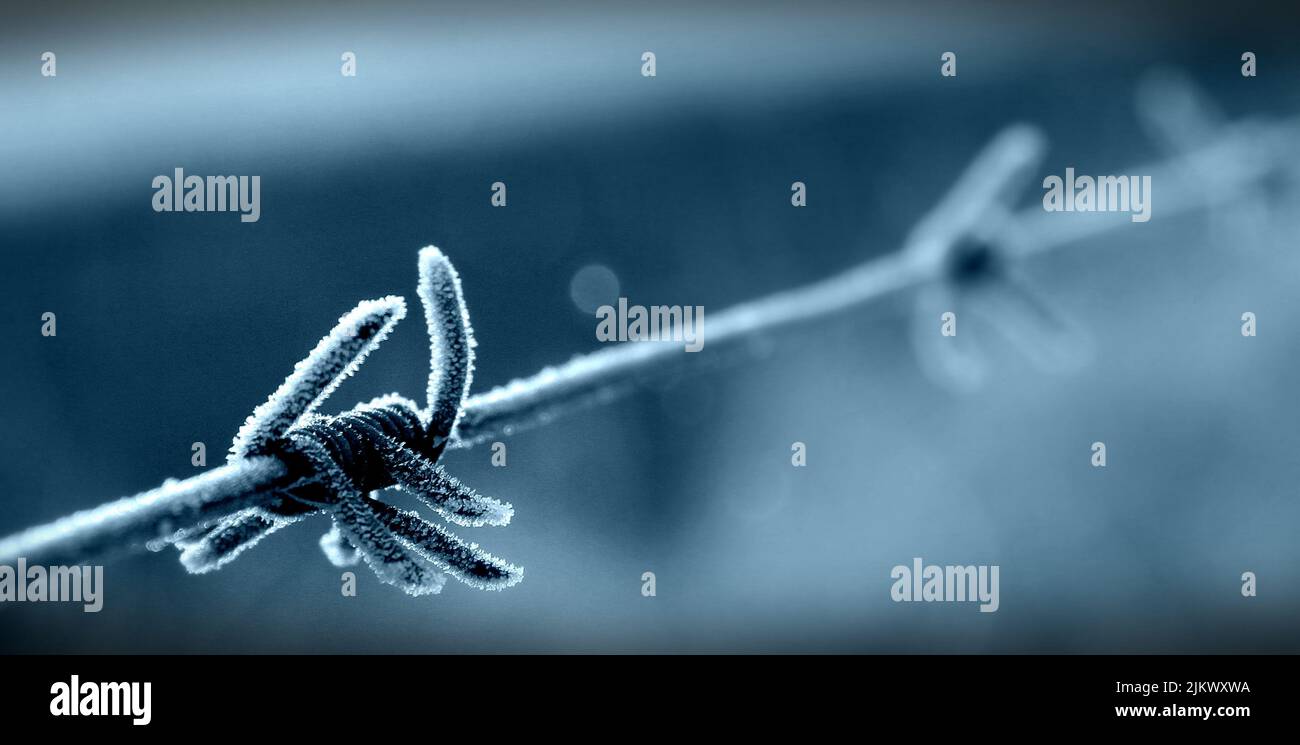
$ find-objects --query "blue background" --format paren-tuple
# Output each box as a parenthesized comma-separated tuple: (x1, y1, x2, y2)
(3, 0, 1300, 652)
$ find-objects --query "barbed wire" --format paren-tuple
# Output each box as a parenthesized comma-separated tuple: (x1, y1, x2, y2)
(2, 97, 1298, 571)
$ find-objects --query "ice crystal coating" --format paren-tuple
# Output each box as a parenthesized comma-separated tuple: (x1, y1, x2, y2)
(0, 457, 288, 567)
(377, 436, 513, 527)
(230, 297, 407, 459)
(370, 501, 523, 589)
(177, 510, 289, 574)
(418, 246, 476, 439)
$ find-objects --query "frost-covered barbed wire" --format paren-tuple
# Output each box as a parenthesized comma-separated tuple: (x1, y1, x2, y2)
(0, 247, 520, 596)
(2, 95, 1299, 586)
(168, 248, 519, 596)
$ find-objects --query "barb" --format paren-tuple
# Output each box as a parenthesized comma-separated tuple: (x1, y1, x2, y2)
(3, 101, 1299, 578)
(0, 248, 522, 596)
(454, 125, 1048, 444)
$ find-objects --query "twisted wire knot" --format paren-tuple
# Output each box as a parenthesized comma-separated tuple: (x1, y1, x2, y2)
(280, 401, 441, 499)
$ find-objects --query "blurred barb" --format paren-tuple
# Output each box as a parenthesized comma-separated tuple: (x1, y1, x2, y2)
(910, 262, 1093, 393)
(1136, 68, 1225, 152)
(1135, 67, 1279, 246)
(455, 124, 1048, 444)
(901, 124, 1047, 274)
(901, 124, 1060, 392)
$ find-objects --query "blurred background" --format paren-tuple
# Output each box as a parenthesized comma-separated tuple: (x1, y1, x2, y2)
(3, 0, 1300, 652)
